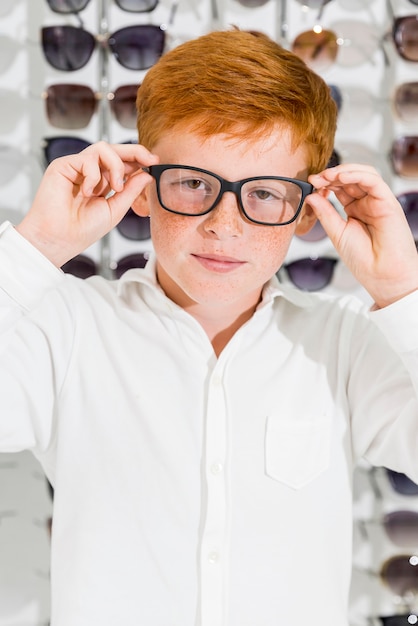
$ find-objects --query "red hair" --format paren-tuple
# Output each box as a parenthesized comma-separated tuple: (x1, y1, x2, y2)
(136, 29, 337, 173)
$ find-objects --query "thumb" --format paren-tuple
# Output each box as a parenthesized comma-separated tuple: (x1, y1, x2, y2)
(305, 191, 346, 250)
(107, 169, 153, 226)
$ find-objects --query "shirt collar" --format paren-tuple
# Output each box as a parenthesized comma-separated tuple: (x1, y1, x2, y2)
(117, 252, 315, 311)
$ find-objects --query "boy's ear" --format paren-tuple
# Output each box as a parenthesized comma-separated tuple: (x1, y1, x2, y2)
(294, 201, 318, 236)
(131, 186, 150, 217)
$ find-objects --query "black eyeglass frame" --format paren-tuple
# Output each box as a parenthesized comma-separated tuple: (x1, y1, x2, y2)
(145, 164, 314, 227)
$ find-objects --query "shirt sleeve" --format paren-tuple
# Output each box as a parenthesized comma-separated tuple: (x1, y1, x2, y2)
(349, 291, 418, 481)
(0, 221, 73, 454)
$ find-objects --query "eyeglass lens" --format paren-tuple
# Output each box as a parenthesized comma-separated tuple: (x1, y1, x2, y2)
(380, 555, 418, 597)
(393, 16, 418, 62)
(155, 167, 306, 225)
(391, 136, 418, 177)
(382, 511, 418, 547)
(394, 82, 418, 123)
(386, 469, 418, 496)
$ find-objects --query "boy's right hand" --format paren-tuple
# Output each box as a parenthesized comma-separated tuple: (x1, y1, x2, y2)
(16, 141, 159, 268)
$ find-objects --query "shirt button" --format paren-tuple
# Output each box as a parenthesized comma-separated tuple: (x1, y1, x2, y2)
(210, 462, 223, 475)
(208, 551, 220, 564)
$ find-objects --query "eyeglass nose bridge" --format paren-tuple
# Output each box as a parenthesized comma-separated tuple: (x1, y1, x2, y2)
(211, 178, 246, 213)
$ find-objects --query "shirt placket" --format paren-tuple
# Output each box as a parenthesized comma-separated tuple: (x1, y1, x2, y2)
(200, 363, 229, 626)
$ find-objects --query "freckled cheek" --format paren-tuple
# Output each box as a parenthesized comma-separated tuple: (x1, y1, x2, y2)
(252, 229, 295, 274)
(149, 210, 195, 257)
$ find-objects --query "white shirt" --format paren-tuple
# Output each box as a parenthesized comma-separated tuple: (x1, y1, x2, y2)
(1, 220, 418, 626)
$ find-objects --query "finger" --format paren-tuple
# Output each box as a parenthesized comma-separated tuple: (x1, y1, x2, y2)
(60, 142, 158, 197)
(309, 165, 386, 200)
(304, 191, 347, 247)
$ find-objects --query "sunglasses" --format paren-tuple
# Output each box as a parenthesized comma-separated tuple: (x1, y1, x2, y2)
(291, 20, 383, 72)
(282, 257, 338, 291)
(41, 24, 165, 72)
(42, 136, 137, 165)
(43, 83, 138, 130)
(333, 82, 418, 130)
(359, 510, 418, 548)
(62, 251, 150, 278)
(390, 136, 418, 178)
(397, 191, 418, 239)
(45, 0, 159, 13)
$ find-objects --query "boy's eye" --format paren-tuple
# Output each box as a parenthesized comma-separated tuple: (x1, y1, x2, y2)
(184, 178, 206, 190)
(180, 177, 213, 194)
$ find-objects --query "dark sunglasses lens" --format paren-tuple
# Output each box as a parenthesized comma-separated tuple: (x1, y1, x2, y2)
(379, 616, 418, 625)
(393, 16, 418, 62)
(394, 82, 418, 123)
(381, 555, 418, 596)
(383, 511, 418, 547)
(62, 254, 97, 278)
(285, 257, 337, 291)
(397, 192, 418, 238)
(44, 136, 90, 164)
(115, 0, 158, 10)
(109, 26, 165, 70)
(114, 252, 150, 278)
(45, 84, 96, 129)
(46, 0, 90, 12)
(386, 469, 418, 496)
(291, 29, 338, 72)
(391, 136, 418, 177)
(42, 26, 95, 71)
(110, 85, 138, 129)
(116, 209, 150, 241)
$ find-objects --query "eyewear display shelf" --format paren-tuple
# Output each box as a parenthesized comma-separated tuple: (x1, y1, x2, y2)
(0, 0, 417, 625)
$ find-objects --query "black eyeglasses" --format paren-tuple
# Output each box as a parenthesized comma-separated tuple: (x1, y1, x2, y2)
(145, 164, 313, 227)
(41, 24, 165, 72)
(45, 0, 159, 13)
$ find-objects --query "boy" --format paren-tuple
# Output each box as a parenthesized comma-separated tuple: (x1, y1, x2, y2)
(1, 29, 418, 626)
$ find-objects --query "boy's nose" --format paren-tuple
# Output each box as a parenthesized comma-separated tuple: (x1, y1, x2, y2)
(202, 192, 244, 239)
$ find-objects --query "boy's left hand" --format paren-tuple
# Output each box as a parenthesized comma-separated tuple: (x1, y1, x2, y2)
(306, 164, 418, 309)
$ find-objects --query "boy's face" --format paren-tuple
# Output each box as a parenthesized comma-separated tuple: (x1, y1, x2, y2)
(133, 126, 316, 312)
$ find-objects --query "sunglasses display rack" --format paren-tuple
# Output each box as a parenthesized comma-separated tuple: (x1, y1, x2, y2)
(0, 0, 418, 624)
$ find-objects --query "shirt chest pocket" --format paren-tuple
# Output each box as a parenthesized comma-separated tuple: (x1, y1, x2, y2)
(265, 415, 331, 489)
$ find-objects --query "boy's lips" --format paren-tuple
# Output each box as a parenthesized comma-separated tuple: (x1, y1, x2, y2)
(192, 253, 246, 272)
